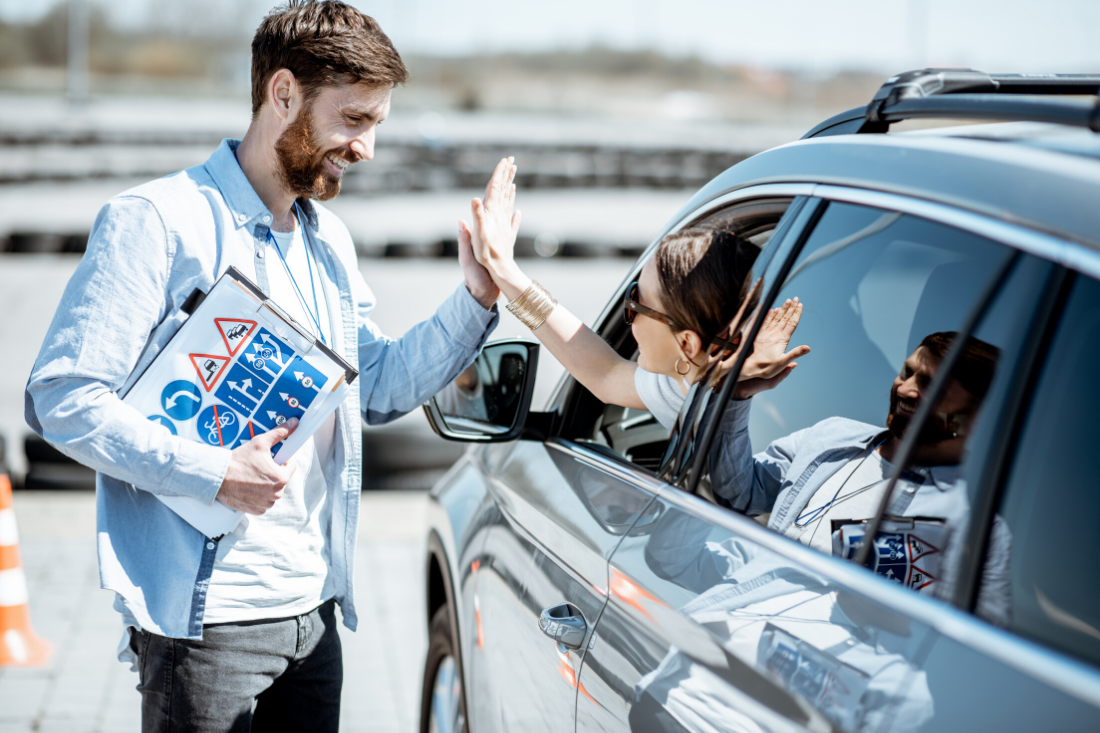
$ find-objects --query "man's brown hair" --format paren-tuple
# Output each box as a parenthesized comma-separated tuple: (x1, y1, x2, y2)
(251, 0, 408, 117)
(919, 331, 1001, 401)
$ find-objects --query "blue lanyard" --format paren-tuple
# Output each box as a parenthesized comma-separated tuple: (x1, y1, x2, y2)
(268, 202, 327, 346)
(230, 145, 326, 345)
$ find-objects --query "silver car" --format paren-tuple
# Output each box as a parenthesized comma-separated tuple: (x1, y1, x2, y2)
(417, 70, 1100, 733)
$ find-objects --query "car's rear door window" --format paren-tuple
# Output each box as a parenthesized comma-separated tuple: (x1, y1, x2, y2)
(692, 200, 1048, 608)
(745, 202, 1011, 452)
(994, 272, 1100, 668)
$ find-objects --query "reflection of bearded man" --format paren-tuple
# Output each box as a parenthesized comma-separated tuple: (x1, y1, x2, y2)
(711, 329, 1012, 623)
(885, 332, 1000, 465)
(275, 102, 356, 201)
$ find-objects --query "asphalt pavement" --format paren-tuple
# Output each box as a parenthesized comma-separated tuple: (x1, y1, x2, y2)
(0, 490, 430, 733)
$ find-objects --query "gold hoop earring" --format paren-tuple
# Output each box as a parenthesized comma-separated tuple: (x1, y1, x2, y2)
(675, 357, 690, 376)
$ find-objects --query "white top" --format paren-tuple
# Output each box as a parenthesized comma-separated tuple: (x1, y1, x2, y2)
(783, 447, 894, 554)
(204, 216, 337, 623)
(635, 367, 686, 430)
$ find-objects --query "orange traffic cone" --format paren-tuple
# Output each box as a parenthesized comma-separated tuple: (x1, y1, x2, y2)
(0, 473, 52, 666)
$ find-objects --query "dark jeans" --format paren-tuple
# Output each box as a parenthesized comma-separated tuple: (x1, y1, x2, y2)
(130, 599, 343, 733)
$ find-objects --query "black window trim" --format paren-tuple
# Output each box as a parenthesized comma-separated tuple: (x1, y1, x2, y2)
(955, 265, 1073, 613)
(671, 197, 827, 490)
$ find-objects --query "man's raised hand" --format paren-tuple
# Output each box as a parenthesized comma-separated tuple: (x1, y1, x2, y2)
(457, 220, 500, 308)
(466, 157, 522, 282)
(216, 418, 299, 515)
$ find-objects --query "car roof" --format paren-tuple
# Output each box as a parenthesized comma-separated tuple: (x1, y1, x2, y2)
(911, 121, 1100, 161)
(668, 122, 1100, 253)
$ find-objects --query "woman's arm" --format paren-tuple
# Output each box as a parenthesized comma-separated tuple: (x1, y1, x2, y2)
(459, 218, 645, 409)
(466, 158, 809, 411)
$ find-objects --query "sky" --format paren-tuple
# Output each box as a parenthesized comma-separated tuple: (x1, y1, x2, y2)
(3, 0, 1098, 74)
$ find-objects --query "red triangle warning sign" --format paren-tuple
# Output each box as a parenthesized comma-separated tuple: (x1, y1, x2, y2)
(190, 353, 231, 392)
(215, 318, 257, 357)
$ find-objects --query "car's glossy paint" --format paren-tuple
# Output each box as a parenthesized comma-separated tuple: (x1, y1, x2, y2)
(422, 125, 1100, 732)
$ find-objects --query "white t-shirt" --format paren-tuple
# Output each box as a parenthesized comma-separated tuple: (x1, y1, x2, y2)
(634, 367, 687, 430)
(783, 447, 895, 554)
(204, 216, 337, 623)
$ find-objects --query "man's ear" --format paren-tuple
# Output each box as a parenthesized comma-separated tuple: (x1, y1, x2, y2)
(269, 69, 297, 122)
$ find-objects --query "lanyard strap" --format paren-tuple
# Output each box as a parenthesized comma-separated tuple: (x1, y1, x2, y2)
(794, 438, 889, 528)
(230, 145, 327, 346)
(268, 202, 327, 346)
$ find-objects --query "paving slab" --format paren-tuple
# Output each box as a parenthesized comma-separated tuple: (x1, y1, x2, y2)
(0, 490, 431, 733)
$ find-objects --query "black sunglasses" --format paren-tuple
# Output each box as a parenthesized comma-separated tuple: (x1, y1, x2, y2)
(622, 281, 743, 353)
(623, 281, 683, 330)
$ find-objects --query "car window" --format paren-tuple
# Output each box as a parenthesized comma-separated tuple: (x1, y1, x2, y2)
(746, 202, 1012, 452)
(994, 272, 1100, 668)
(572, 196, 797, 471)
(693, 200, 1038, 602)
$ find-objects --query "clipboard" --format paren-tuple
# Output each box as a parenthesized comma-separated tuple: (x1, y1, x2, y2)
(120, 267, 358, 538)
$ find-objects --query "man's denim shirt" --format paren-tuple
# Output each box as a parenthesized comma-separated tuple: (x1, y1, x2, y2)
(24, 139, 499, 639)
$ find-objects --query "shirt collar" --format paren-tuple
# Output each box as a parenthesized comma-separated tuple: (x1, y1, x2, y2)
(205, 139, 272, 230)
(204, 139, 320, 233)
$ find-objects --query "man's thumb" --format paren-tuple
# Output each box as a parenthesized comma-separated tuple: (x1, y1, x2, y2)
(256, 417, 299, 447)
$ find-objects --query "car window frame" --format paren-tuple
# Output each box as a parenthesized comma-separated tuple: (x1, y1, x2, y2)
(544, 186, 813, 462)
(953, 265, 1072, 612)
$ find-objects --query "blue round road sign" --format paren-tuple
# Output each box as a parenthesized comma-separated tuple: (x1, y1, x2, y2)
(196, 403, 242, 447)
(161, 380, 203, 421)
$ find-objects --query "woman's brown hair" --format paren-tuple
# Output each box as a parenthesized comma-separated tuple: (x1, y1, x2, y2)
(653, 227, 758, 349)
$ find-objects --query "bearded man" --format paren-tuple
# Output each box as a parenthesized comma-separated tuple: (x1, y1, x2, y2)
(24, 2, 501, 730)
(708, 331, 1011, 624)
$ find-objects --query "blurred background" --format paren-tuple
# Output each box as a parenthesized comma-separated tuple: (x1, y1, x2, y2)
(1, 0, 1098, 491)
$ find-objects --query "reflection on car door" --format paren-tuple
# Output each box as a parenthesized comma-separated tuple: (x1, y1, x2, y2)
(579, 491, 942, 733)
(470, 438, 662, 732)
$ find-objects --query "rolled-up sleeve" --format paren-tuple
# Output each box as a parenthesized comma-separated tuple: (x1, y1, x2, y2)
(353, 268, 499, 425)
(24, 196, 229, 504)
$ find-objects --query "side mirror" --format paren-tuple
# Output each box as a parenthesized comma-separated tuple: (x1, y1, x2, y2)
(423, 339, 540, 442)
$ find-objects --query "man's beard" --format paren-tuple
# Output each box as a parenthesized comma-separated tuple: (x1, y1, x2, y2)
(274, 104, 347, 202)
(886, 386, 958, 446)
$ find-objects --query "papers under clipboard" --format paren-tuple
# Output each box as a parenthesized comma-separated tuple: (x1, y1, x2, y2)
(121, 266, 358, 538)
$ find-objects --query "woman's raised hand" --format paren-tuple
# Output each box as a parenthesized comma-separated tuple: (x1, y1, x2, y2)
(732, 298, 810, 399)
(464, 157, 522, 286)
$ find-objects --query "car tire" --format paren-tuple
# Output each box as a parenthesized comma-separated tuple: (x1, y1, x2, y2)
(420, 604, 467, 733)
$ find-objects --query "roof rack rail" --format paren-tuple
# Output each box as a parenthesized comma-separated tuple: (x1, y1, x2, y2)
(803, 69, 1100, 139)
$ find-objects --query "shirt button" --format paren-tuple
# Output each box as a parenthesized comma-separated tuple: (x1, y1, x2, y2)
(262, 215, 271, 223)
(206, 542, 215, 550)
(257, 250, 264, 259)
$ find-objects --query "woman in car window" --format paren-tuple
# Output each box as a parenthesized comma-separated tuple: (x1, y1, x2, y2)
(463, 158, 811, 430)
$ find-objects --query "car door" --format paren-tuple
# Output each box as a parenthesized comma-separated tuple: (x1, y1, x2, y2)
(577, 194, 1081, 732)
(469, 190, 804, 733)
(467, 438, 658, 733)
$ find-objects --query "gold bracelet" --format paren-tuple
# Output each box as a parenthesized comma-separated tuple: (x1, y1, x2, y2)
(506, 281, 557, 330)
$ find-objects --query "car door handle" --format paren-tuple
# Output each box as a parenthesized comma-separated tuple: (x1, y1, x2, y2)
(539, 603, 587, 650)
